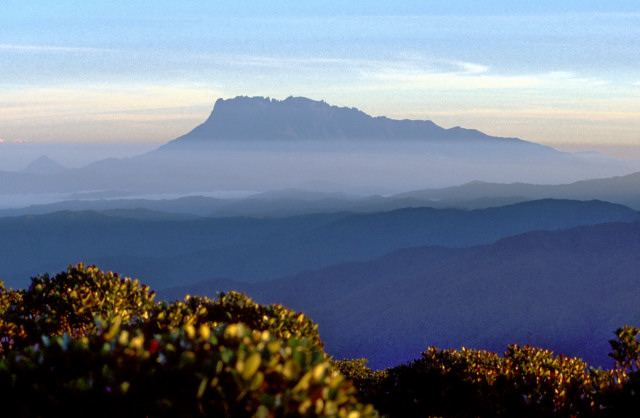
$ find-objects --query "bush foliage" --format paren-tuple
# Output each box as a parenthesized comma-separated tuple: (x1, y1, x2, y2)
(2, 263, 640, 417)
(0, 264, 375, 417)
(336, 330, 640, 417)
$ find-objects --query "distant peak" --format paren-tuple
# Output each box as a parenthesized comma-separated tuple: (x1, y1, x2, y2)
(164, 95, 502, 146)
(21, 155, 68, 174)
(159, 95, 544, 152)
(213, 95, 330, 109)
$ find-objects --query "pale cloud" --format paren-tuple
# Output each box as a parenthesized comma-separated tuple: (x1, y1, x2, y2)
(453, 61, 489, 74)
(411, 108, 640, 122)
(223, 53, 491, 80)
(0, 49, 628, 148)
(0, 83, 224, 142)
(226, 52, 609, 92)
(0, 44, 112, 53)
(361, 64, 610, 91)
(224, 53, 559, 90)
(124, 50, 613, 94)
(227, 55, 355, 69)
(0, 84, 222, 122)
(369, 71, 546, 90)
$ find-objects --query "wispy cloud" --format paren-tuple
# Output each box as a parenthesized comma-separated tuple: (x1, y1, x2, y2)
(222, 54, 374, 71)
(0, 44, 113, 53)
(228, 54, 489, 76)
(0, 138, 26, 144)
(0, 84, 222, 124)
(415, 108, 640, 122)
(219, 52, 610, 92)
(359, 59, 611, 91)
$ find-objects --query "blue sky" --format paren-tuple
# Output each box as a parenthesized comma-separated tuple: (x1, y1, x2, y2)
(1, 1, 639, 157)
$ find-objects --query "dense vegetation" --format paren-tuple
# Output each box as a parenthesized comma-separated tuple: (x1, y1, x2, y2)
(0, 264, 374, 417)
(1, 264, 640, 416)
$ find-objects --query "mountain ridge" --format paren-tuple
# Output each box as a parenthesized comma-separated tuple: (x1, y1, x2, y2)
(161, 95, 547, 148)
(158, 219, 640, 369)
(1, 96, 639, 198)
(2, 197, 636, 290)
(393, 171, 640, 209)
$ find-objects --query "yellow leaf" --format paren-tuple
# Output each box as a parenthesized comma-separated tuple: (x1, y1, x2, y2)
(184, 324, 195, 339)
(241, 352, 262, 380)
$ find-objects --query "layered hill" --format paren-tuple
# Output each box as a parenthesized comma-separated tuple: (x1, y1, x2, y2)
(161, 220, 640, 370)
(394, 171, 640, 210)
(2, 199, 637, 290)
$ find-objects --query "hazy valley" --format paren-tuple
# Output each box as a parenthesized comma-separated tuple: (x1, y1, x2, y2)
(2, 96, 640, 372)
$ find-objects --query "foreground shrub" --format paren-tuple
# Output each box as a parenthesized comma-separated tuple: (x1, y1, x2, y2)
(4, 264, 640, 417)
(149, 291, 323, 350)
(0, 322, 374, 417)
(0, 264, 376, 417)
(600, 326, 640, 417)
(331, 358, 388, 406)
(0, 263, 156, 354)
(346, 345, 624, 417)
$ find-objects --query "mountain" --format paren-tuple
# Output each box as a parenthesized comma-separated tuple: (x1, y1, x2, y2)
(1, 96, 639, 200)
(0, 196, 232, 218)
(141, 97, 639, 193)
(0, 189, 532, 218)
(20, 155, 68, 174)
(394, 171, 640, 210)
(160, 220, 640, 370)
(2, 198, 637, 290)
(161, 96, 538, 147)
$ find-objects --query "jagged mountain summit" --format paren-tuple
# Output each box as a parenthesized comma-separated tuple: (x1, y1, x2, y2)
(1, 96, 638, 198)
(162, 95, 544, 148)
(146, 95, 640, 190)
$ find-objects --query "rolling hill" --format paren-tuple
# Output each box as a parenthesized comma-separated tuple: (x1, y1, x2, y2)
(160, 220, 640, 370)
(1, 199, 637, 290)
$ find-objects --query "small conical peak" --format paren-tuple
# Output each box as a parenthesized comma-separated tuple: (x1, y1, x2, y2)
(21, 155, 68, 174)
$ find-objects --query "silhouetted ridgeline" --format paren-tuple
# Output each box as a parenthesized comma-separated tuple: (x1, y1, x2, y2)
(1, 199, 637, 289)
(2, 96, 639, 197)
(161, 219, 640, 370)
(162, 96, 529, 144)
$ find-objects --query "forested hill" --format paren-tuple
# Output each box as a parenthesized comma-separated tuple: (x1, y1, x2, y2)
(161, 219, 640, 369)
(1, 199, 637, 289)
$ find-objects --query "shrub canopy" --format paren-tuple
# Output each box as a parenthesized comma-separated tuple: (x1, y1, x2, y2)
(0, 264, 376, 417)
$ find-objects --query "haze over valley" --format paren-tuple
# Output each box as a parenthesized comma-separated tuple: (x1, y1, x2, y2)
(2, 96, 639, 207)
(1, 95, 640, 370)
(3, 5, 640, 402)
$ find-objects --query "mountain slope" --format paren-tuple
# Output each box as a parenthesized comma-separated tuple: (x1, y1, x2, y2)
(2, 96, 638, 197)
(395, 171, 640, 210)
(162, 96, 532, 145)
(161, 220, 640, 370)
(2, 199, 638, 290)
(20, 155, 68, 174)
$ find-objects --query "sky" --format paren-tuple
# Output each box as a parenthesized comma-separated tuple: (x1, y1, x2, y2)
(1, 1, 640, 159)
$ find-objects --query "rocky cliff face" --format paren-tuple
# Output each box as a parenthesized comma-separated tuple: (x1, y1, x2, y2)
(163, 95, 524, 145)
